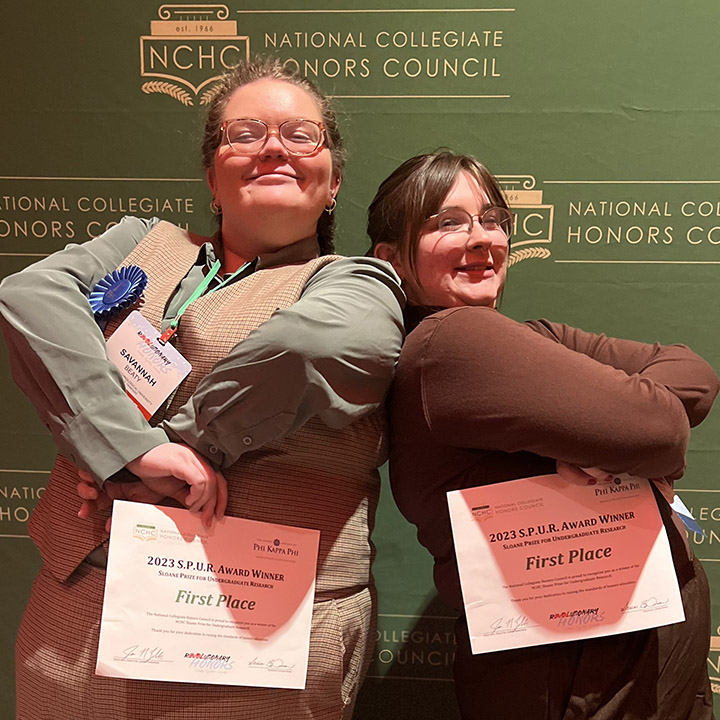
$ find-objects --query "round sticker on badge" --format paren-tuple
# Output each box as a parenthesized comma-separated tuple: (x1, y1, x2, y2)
(89, 265, 148, 320)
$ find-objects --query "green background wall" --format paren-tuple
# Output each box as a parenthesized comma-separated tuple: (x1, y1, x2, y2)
(2, 2, 720, 717)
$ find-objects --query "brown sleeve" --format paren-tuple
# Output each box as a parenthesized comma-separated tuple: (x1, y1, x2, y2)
(526, 318, 719, 428)
(410, 306, 717, 478)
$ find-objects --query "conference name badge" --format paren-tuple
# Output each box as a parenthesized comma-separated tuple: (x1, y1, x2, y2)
(105, 311, 191, 419)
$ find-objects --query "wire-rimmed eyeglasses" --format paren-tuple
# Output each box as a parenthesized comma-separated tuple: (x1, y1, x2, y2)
(221, 118, 328, 156)
(426, 206, 515, 240)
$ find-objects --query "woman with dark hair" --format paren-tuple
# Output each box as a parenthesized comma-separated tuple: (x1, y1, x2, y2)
(369, 150, 717, 720)
(0, 58, 404, 719)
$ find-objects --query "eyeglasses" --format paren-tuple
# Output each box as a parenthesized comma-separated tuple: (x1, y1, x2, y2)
(221, 118, 328, 156)
(426, 206, 514, 240)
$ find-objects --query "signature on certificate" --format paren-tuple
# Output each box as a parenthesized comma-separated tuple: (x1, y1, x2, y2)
(640, 596, 669, 609)
(121, 644, 165, 663)
(489, 615, 530, 635)
(623, 596, 670, 613)
(249, 657, 296, 672)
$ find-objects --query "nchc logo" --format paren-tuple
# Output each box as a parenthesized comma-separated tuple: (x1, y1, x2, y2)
(498, 174, 554, 268)
(133, 523, 158, 541)
(140, 4, 250, 106)
(471, 504, 493, 523)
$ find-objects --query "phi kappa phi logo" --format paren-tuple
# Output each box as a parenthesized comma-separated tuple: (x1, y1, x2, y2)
(139, 4, 250, 106)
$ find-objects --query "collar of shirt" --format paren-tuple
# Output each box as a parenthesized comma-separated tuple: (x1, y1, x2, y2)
(404, 303, 448, 332)
(200, 235, 322, 288)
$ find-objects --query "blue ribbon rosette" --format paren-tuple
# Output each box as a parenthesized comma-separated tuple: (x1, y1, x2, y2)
(89, 265, 148, 321)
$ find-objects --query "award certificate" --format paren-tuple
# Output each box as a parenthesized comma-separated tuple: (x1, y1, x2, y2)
(447, 474, 684, 654)
(97, 500, 320, 688)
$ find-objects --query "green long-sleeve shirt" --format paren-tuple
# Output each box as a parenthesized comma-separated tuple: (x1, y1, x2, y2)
(0, 216, 405, 481)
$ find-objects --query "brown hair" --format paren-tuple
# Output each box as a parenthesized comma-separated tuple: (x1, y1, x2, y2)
(367, 150, 510, 282)
(202, 57, 347, 254)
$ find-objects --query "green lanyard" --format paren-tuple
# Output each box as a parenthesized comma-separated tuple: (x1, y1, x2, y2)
(159, 259, 253, 343)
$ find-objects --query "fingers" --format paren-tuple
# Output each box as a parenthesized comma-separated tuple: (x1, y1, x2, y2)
(145, 444, 211, 512)
(200, 496, 215, 528)
(579, 466, 615, 483)
(215, 471, 228, 519)
(172, 447, 220, 516)
(182, 466, 226, 527)
(77, 480, 100, 501)
(105, 483, 130, 501)
(168, 485, 191, 508)
(556, 461, 600, 485)
(77, 498, 98, 520)
(122, 483, 167, 505)
(119, 444, 226, 526)
(142, 475, 190, 500)
(77, 468, 94, 484)
(196, 472, 227, 527)
(182, 452, 216, 512)
(184, 479, 209, 513)
(77, 477, 171, 522)
(77, 479, 111, 519)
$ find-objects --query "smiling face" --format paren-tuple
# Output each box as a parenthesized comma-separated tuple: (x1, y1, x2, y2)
(400, 172, 509, 308)
(207, 78, 340, 256)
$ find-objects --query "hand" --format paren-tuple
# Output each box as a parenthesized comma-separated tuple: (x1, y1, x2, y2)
(77, 443, 228, 528)
(556, 462, 613, 485)
(126, 443, 227, 526)
(556, 463, 663, 498)
(77, 471, 170, 533)
(77, 470, 172, 513)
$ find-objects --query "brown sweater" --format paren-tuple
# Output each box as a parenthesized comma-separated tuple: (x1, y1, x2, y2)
(389, 306, 719, 611)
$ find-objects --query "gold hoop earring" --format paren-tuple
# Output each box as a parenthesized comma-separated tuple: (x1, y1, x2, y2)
(210, 199, 221, 216)
(324, 197, 337, 215)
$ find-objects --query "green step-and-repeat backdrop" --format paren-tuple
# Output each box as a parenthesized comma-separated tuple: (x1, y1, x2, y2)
(2, 2, 720, 717)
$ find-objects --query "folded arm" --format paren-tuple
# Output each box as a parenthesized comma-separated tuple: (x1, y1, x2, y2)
(163, 257, 406, 467)
(414, 307, 718, 479)
(0, 217, 169, 482)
